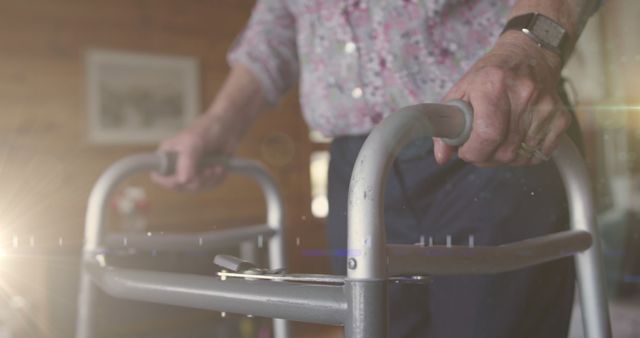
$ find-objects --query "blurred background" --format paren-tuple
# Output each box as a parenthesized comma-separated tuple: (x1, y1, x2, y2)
(0, 0, 638, 337)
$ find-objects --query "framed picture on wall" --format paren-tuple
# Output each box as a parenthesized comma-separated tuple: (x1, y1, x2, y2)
(86, 49, 200, 144)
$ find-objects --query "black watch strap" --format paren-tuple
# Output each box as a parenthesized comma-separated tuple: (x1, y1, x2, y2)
(501, 13, 570, 64)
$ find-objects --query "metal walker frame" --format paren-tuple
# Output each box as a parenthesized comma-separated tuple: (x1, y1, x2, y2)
(76, 102, 612, 338)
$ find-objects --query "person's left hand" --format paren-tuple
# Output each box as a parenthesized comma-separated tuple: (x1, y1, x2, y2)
(434, 31, 571, 167)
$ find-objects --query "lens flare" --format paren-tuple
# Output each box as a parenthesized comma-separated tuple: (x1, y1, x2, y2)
(583, 104, 640, 111)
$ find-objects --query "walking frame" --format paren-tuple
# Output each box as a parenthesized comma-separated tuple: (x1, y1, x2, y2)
(76, 101, 612, 338)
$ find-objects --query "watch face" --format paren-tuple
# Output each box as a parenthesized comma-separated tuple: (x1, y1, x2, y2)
(531, 14, 566, 47)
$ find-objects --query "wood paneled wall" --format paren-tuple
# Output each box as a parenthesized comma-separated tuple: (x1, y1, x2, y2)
(0, 1, 330, 336)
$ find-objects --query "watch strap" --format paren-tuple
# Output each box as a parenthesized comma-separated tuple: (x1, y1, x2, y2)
(501, 13, 570, 64)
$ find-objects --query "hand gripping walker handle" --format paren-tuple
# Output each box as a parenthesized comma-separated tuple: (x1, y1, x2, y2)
(157, 152, 230, 176)
(346, 100, 612, 338)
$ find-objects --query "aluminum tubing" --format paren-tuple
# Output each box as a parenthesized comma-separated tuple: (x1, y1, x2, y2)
(75, 272, 98, 338)
(88, 263, 347, 326)
(83, 153, 167, 256)
(105, 224, 276, 252)
(344, 280, 387, 338)
(89, 156, 285, 260)
(77, 153, 166, 338)
(347, 103, 469, 280)
(79, 154, 289, 337)
(346, 103, 469, 338)
(387, 230, 592, 275)
(347, 103, 611, 338)
(228, 159, 287, 271)
(553, 136, 612, 338)
(228, 159, 289, 338)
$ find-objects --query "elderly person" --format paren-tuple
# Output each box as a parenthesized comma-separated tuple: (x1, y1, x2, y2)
(153, 1, 602, 337)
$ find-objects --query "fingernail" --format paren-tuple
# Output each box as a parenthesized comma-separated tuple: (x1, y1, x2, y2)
(436, 149, 445, 164)
(433, 139, 441, 160)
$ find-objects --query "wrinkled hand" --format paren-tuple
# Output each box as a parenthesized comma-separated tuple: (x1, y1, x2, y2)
(435, 32, 571, 167)
(151, 115, 237, 191)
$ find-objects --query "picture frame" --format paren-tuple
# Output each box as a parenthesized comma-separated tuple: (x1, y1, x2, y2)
(86, 49, 200, 144)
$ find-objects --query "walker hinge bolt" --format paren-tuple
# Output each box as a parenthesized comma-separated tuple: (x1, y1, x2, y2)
(347, 258, 357, 270)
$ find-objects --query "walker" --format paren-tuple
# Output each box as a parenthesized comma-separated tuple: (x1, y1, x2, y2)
(76, 101, 612, 338)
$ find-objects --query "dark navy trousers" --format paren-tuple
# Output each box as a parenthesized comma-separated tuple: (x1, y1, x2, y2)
(326, 136, 575, 338)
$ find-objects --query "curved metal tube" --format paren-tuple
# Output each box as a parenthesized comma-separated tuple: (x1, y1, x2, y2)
(554, 138, 612, 338)
(347, 103, 611, 338)
(82, 155, 284, 256)
(83, 153, 167, 257)
(86, 263, 347, 325)
(76, 154, 287, 338)
(347, 103, 472, 279)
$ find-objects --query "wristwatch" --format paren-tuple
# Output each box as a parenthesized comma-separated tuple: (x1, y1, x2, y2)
(501, 13, 570, 63)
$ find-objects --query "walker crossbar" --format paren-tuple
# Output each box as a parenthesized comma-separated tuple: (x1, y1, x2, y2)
(387, 229, 592, 276)
(76, 102, 612, 338)
(105, 224, 276, 252)
(85, 262, 347, 325)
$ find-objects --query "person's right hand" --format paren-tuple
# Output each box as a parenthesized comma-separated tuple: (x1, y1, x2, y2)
(151, 115, 238, 192)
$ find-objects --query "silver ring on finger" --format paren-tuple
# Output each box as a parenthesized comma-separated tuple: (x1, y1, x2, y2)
(518, 142, 549, 161)
(518, 142, 537, 158)
(532, 148, 550, 161)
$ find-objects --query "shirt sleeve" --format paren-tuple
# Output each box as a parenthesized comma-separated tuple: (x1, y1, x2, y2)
(227, 0, 299, 105)
(592, 0, 604, 14)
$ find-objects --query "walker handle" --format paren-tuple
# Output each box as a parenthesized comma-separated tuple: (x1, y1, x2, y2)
(157, 152, 230, 176)
(440, 99, 473, 146)
(347, 100, 612, 338)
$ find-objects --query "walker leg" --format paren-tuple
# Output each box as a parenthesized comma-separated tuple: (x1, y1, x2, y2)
(273, 319, 290, 338)
(268, 221, 289, 338)
(345, 280, 387, 338)
(75, 271, 97, 338)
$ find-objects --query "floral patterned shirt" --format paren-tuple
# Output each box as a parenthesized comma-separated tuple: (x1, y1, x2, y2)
(229, 0, 520, 137)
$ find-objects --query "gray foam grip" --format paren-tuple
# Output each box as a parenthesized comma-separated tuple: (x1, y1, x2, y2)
(442, 99, 474, 146)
